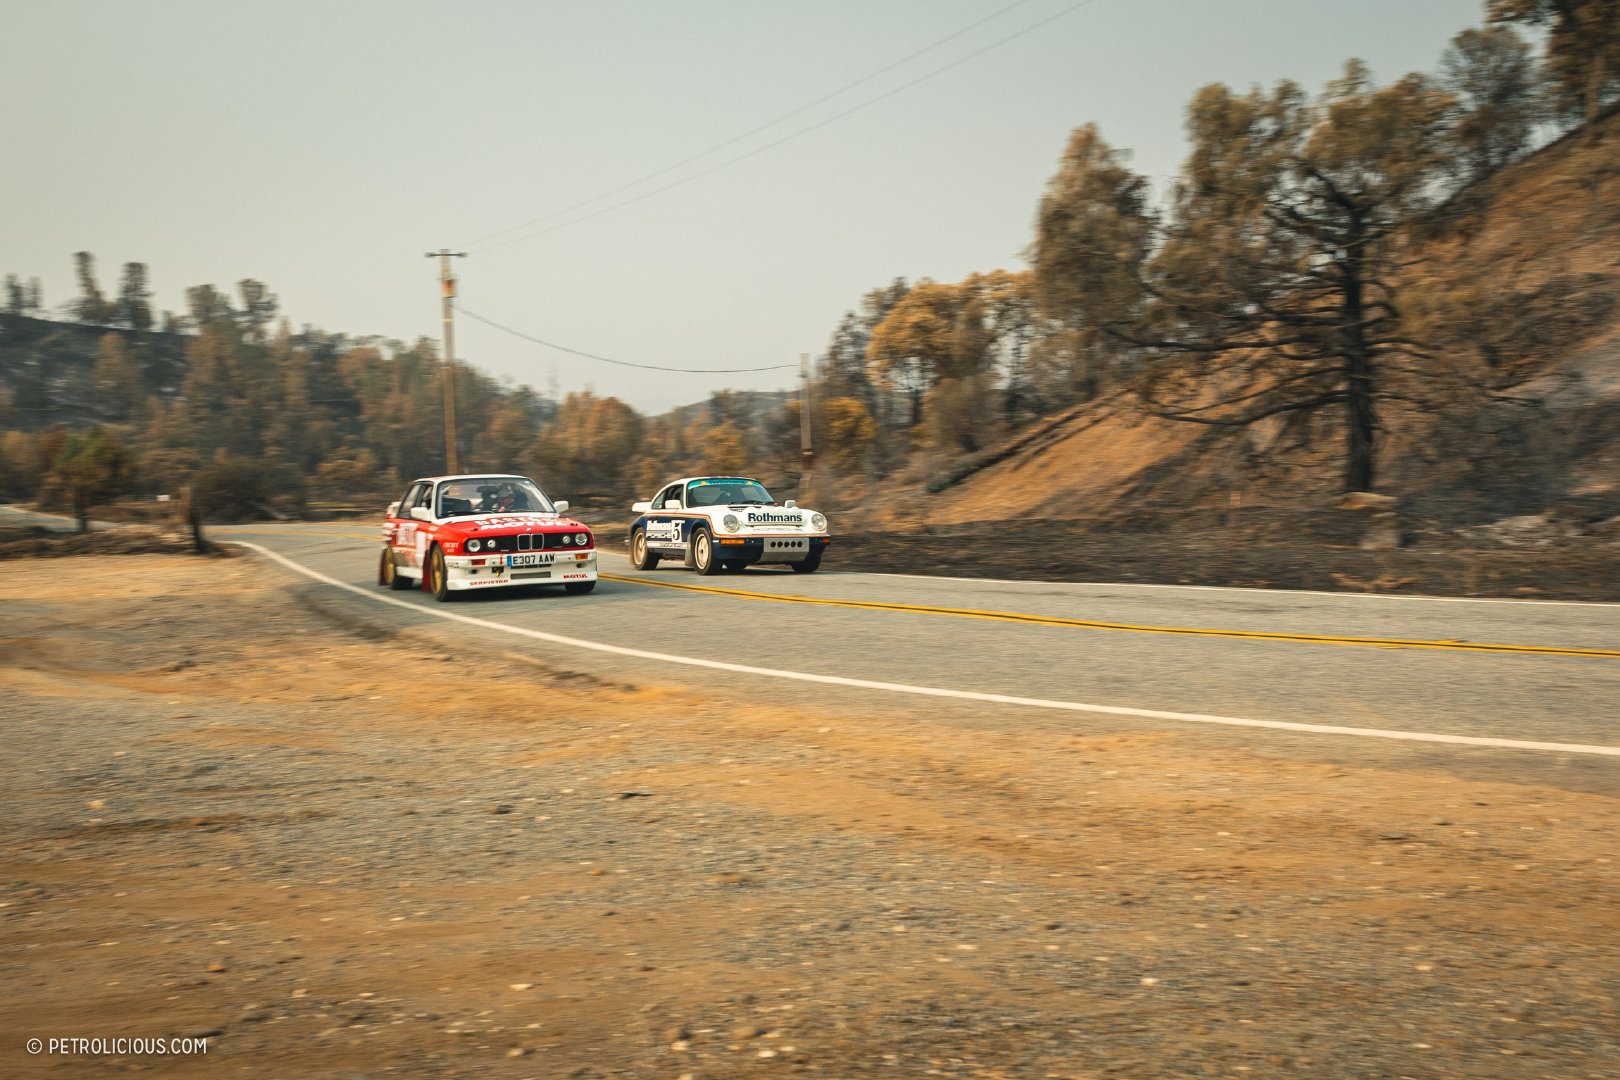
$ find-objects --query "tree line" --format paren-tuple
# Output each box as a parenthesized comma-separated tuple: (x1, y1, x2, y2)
(0, 271, 809, 521)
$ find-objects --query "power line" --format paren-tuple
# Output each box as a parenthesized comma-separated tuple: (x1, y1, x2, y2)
(455, 304, 797, 375)
(473, 0, 1097, 255)
(462, 0, 1037, 252)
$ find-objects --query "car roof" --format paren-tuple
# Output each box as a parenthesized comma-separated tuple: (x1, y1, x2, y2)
(661, 476, 766, 488)
(411, 474, 533, 485)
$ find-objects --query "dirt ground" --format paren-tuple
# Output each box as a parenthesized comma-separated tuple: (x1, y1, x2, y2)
(3, 554, 1618, 1079)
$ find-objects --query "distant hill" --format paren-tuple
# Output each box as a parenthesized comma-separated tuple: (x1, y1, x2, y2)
(0, 315, 190, 429)
(657, 389, 796, 430)
(0, 310, 796, 440)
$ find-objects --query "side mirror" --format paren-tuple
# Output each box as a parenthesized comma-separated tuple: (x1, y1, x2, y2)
(553, 500, 569, 513)
(410, 506, 433, 522)
(387, 501, 400, 517)
(784, 500, 797, 509)
(664, 499, 681, 510)
(631, 501, 652, 513)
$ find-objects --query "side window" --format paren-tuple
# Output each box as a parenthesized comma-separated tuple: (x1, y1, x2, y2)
(416, 484, 437, 511)
(401, 483, 426, 511)
(658, 485, 682, 509)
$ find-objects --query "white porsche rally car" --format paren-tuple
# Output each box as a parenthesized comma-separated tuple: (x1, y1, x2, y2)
(628, 476, 831, 575)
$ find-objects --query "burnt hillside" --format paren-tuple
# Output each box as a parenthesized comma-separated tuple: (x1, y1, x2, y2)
(897, 107, 1620, 534)
(0, 315, 189, 430)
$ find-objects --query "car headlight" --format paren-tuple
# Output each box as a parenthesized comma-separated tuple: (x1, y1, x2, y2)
(576, 531, 590, 546)
(810, 512, 827, 532)
(467, 538, 483, 553)
(722, 514, 741, 533)
(561, 533, 573, 546)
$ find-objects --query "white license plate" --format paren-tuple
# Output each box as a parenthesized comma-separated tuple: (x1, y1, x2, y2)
(507, 552, 556, 567)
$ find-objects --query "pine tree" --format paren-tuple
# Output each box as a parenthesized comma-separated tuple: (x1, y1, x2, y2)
(73, 252, 113, 323)
(1490, 0, 1620, 123)
(116, 262, 154, 332)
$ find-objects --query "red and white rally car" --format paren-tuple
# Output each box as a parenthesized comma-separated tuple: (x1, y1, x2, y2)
(378, 474, 597, 601)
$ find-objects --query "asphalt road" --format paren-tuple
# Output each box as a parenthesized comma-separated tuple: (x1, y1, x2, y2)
(212, 522, 1620, 785)
(0, 504, 118, 530)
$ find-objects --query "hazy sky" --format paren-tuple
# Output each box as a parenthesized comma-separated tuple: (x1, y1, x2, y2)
(5, 0, 1490, 413)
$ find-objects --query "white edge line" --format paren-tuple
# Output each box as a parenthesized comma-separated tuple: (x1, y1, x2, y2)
(238, 541, 1620, 760)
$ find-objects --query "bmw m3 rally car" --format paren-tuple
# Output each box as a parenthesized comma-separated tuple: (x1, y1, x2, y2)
(378, 474, 597, 601)
(628, 476, 830, 575)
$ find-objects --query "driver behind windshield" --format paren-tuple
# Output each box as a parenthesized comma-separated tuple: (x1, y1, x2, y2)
(473, 483, 521, 512)
(690, 481, 772, 506)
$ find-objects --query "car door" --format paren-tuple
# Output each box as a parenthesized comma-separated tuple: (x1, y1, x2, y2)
(643, 483, 687, 553)
(389, 482, 427, 565)
(402, 482, 438, 569)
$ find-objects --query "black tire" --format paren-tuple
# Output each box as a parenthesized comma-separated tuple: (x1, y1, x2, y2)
(565, 580, 597, 595)
(789, 548, 823, 574)
(629, 528, 660, 570)
(380, 547, 412, 590)
(427, 545, 453, 602)
(690, 526, 722, 576)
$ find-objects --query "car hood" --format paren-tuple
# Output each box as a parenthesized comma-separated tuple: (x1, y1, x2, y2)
(450, 514, 588, 533)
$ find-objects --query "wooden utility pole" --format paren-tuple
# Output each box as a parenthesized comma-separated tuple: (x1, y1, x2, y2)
(798, 352, 814, 503)
(426, 250, 467, 473)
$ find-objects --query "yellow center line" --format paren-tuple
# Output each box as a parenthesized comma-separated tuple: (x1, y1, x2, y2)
(599, 573, 1619, 658)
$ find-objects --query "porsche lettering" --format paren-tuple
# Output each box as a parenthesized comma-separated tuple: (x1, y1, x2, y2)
(645, 520, 683, 543)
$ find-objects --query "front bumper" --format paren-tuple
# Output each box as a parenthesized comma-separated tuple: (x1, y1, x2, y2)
(712, 534, 831, 564)
(444, 550, 598, 590)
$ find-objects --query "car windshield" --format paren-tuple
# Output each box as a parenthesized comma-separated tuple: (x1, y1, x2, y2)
(436, 477, 555, 517)
(685, 478, 774, 507)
